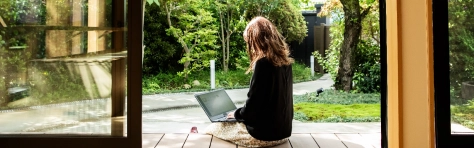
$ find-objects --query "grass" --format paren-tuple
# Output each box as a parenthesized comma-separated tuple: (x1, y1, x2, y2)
(143, 62, 321, 94)
(294, 103, 380, 122)
(293, 90, 381, 122)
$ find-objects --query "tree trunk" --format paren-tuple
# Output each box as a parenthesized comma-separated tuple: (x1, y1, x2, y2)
(219, 11, 227, 72)
(164, 2, 191, 78)
(225, 33, 230, 72)
(335, 0, 364, 92)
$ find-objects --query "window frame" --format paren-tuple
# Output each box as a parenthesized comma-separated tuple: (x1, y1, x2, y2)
(0, 0, 143, 147)
(379, 0, 388, 147)
(433, 0, 474, 147)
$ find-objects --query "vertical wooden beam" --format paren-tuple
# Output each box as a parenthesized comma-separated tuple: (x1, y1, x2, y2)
(426, 0, 435, 147)
(386, 0, 402, 147)
(111, 0, 126, 136)
(387, 0, 435, 147)
(128, 0, 144, 146)
(71, 0, 83, 55)
(88, 0, 106, 53)
(46, 0, 71, 58)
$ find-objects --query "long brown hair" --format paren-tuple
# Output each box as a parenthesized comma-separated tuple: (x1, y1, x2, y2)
(243, 16, 294, 74)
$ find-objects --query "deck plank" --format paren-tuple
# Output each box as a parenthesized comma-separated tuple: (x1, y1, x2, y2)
(183, 134, 212, 148)
(289, 134, 319, 148)
(155, 133, 189, 148)
(210, 136, 237, 148)
(336, 134, 374, 148)
(359, 134, 381, 148)
(142, 134, 164, 148)
(311, 134, 346, 148)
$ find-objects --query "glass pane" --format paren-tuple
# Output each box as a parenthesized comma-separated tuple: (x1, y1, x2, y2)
(449, 0, 474, 134)
(0, 0, 127, 136)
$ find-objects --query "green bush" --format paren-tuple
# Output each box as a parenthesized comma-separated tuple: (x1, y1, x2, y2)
(142, 62, 321, 94)
(292, 62, 321, 83)
(352, 40, 381, 93)
(143, 4, 182, 75)
(294, 111, 309, 121)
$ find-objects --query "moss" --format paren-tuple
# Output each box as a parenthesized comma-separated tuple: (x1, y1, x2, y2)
(294, 103, 380, 121)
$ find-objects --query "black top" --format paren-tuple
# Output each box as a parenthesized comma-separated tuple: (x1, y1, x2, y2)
(234, 57, 293, 141)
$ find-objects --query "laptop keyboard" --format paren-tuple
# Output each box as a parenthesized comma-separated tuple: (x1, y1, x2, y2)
(216, 117, 227, 121)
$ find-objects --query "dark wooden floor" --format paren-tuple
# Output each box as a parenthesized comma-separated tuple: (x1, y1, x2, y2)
(142, 133, 381, 148)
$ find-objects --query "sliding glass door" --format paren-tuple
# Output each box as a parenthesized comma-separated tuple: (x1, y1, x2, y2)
(0, 0, 142, 147)
(434, 0, 474, 147)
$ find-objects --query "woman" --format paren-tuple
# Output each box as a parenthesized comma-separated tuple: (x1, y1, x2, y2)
(205, 16, 294, 147)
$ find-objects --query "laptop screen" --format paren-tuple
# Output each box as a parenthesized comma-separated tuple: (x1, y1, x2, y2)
(196, 89, 237, 117)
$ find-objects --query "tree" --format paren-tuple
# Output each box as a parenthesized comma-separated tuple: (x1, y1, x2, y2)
(143, 3, 182, 75)
(213, 0, 246, 72)
(448, 0, 474, 99)
(157, 0, 219, 79)
(318, 0, 376, 92)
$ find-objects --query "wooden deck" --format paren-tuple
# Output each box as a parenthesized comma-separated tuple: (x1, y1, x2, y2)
(142, 133, 381, 148)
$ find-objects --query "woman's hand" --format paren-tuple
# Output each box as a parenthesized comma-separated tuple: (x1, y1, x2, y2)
(227, 111, 235, 119)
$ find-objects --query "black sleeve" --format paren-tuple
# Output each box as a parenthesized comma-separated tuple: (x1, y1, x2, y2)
(234, 59, 272, 122)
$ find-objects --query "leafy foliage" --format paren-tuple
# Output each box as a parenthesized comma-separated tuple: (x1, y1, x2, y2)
(208, 0, 247, 72)
(143, 3, 182, 75)
(159, 0, 219, 78)
(145, 0, 309, 79)
(142, 62, 319, 94)
(0, 0, 47, 104)
(448, 0, 474, 100)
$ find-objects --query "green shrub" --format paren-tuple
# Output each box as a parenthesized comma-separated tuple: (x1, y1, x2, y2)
(353, 40, 381, 93)
(142, 62, 322, 94)
(292, 62, 321, 83)
(294, 111, 309, 121)
(143, 4, 182, 75)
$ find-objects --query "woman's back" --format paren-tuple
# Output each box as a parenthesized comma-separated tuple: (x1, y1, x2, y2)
(235, 57, 293, 141)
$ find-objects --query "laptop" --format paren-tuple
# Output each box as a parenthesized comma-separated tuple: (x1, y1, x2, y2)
(194, 89, 240, 122)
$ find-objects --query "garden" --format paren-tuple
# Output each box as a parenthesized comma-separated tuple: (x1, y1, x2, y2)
(142, 0, 382, 123)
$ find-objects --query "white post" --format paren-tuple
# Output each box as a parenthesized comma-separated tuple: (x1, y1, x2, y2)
(210, 60, 215, 89)
(310, 55, 314, 77)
